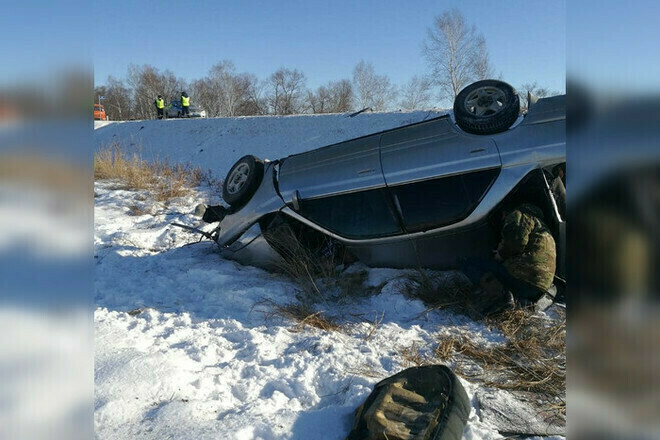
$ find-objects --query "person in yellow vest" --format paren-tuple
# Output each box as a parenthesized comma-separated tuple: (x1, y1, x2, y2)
(181, 92, 190, 118)
(154, 95, 165, 119)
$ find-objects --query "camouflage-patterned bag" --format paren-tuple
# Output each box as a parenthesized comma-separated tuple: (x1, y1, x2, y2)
(347, 365, 470, 440)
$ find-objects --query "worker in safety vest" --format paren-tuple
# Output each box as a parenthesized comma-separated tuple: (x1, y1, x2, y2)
(180, 92, 190, 118)
(154, 95, 165, 119)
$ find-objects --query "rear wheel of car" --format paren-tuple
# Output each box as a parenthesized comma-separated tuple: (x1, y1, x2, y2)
(222, 155, 265, 207)
(453, 80, 520, 135)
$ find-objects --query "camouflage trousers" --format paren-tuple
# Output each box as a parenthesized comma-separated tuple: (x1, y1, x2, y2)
(460, 257, 546, 303)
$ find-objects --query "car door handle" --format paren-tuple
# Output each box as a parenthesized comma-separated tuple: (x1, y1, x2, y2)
(358, 168, 375, 175)
(469, 148, 486, 154)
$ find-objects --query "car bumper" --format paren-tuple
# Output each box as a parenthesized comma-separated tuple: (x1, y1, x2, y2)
(221, 223, 284, 270)
(215, 161, 286, 247)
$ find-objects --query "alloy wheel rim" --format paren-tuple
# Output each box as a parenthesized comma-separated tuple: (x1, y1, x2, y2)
(226, 163, 250, 194)
(464, 86, 507, 117)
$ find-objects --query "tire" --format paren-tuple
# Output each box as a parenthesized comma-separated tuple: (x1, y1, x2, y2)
(222, 155, 265, 207)
(453, 79, 520, 135)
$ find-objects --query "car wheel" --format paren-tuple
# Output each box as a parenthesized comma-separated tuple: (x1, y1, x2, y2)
(222, 155, 265, 207)
(453, 80, 520, 135)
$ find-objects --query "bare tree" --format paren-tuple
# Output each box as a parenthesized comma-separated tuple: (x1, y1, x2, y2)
(306, 85, 331, 114)
(423, 9, 494, 105)
(126, 64, 187, 119)
(352, 61, 397, 111)
(100, 76, 132, 120)
(209, 61, 255, 117)
(190, 78, 218, 117)
(237, 74, 267, 115)
(398, 75, 433, 110)
(94, 86, 106, 105)
(266, 68, 307, 115)
(306, 79, 354, 113)
(472, 35, 494, 80)
(189, 61, 257, 117)
(330, 79, 354, 113)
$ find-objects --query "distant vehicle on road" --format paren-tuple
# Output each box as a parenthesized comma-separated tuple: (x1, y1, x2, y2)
(166, 100, 206, 118)
(94, 104, 107, 120)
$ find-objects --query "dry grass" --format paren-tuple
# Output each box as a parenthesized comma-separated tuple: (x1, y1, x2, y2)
(263, 224, 338, 305)
(95, 143, 204, 202)
(128, 204, 152, 216)
(435, 308, 566, 415)
(345, 365, 384, 379)
(257, 299, 342, 333)
(400, 269, 439, 303)
(394, 307, 565, 415)
(363, 311, 385, 341)
(258, 222, 381, 335)
(434, 337, 459, 362)
(263, 222, 371, 304)
(401, 269, 474, 314)
(399, 342, 435, 368)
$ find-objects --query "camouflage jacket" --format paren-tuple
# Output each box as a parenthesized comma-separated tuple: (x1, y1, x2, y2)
(497, 204, 556, 291)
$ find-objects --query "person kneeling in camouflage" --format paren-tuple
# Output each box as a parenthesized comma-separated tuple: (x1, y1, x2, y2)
(462, 203, 557, 315)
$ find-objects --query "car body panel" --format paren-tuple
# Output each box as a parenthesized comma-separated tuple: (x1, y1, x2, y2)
(278, 134, 384, 201)
(377, 222, 495, 269)
(215, 162, 286, 247)
(221, 223, 285, 270)
(166, 100, 207, 118)
(380, 117, 501, 186)
(492, 96, 565, 169)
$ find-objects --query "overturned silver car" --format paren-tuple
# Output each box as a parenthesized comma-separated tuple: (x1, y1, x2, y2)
(193, 80, 566, 274)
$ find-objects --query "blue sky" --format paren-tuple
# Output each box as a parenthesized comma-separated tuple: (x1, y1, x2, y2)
(0, 1, 565, 97)
(89, 0, 565, 96)
(0, 1, 90, 84)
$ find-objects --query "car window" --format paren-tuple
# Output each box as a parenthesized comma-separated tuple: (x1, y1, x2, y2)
(299, 188, 402, 239)
(391, 168, 499, 233)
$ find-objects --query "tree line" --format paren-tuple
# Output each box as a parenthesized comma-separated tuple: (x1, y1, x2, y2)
(94, 9, 559, 121)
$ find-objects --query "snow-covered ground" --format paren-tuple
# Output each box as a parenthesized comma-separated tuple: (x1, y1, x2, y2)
(93, 110, 446, 177)
(94, 114, 565, 439)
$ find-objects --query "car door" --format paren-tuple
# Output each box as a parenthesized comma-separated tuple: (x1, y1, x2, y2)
(278, 134, 403, 240)
(380, 117, 502, 233)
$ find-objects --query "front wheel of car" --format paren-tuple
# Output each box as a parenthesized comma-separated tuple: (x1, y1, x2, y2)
(453, 80, 520, 135)
(222, 155, 265, 207)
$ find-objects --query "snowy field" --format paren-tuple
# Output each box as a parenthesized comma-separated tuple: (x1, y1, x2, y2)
(94, 113, 564, 439)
